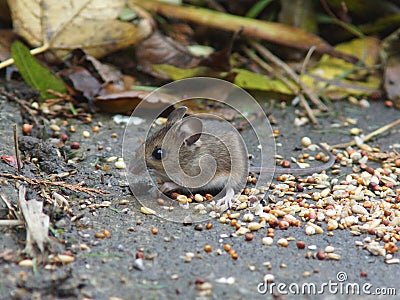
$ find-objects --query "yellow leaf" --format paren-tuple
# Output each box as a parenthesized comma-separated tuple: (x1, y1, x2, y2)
(8, 0, 152, 59)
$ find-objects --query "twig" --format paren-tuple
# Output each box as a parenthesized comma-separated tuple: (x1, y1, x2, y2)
(242, 46, 299, 94)
(248, 39, 328, 112)
(0, 220, 24, 227)
(298, 94, 318, 125)
(300, 46, 316, 76)
(0, 89, 40, 127)
(0, 43, 50, 70)
(0, 193, 19, 220)
(0, 173, 110, 196)
(298, 46, 318, 125)
(13, 124, 21, 173)
(332, 119, 400, 149)
(132, 0, 358, 63)
(319, 0, 364, 39)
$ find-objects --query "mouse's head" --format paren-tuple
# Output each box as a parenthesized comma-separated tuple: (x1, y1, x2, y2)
(137, 106, 203, 177)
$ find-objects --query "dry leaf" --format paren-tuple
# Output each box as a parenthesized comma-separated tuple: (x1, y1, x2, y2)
(8, 0, 153, 59)
(59, 66, 104, 100)
(0, 29, 17, 61)
(18, 185, 50, 257)
(136, 31, 200, 79)
(94, 90, 173, 113)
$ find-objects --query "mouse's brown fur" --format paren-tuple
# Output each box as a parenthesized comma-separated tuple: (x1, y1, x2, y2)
(142, 107, 248, 195)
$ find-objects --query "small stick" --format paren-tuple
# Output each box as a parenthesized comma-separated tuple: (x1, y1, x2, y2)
(248, 39, 328, 111)
(332, 118, 400, 149)
(13, 124, 21, 173)
(1, 89, 40, 127)
(0, 43, 49, 70)
(300, 45, 316, 76)
(298, 94, 318, 125)
(0, 173, 110, 196)
(242, 46, 299, 94)
(0, 220, 24, 227)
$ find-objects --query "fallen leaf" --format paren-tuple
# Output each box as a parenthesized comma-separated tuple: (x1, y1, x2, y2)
(0, 29, 16, 61)
(68, 49, 124, 84)
(135, 31, 200, 79)
(59, 66, 103, 101)
(0, 155, 22, 169)
(8, 0, 153, 59)
(18, 185, 50, 257)
(11, 41, 66, 99)
(304, 37, 382, 99)
(94, 90, 173, 113)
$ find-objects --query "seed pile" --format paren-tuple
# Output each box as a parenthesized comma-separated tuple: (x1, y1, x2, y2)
(166, 143, 400, 264)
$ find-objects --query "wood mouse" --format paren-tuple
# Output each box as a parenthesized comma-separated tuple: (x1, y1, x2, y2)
(130, 106, 335, 209)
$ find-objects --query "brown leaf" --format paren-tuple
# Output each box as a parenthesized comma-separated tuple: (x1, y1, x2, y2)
(135, 31, 200, 79)
(0, 29, 16, 62)
(94, 90, 173, 113)
(7, 0, 153, 59)
(69, 49, 123, 84)
(59, 66, 104, 101)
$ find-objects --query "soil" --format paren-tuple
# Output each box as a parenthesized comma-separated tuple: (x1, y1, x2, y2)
(0, 80, 400, 300)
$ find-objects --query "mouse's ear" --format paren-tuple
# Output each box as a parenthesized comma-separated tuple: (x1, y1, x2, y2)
(167, 106, 187, 125)
(176, 117, 203, 146)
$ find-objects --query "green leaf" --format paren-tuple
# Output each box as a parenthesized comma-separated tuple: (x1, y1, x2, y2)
(232, 68, 292, 94)
(245, 0, 274, 18)
(11, 41, 66, 99)
(152, 64, 211, 80)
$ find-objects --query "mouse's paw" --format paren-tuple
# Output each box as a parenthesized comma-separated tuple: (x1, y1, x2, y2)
(216, 188, 235, 212)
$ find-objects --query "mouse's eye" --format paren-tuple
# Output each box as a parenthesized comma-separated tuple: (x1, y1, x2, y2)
(151, 147, 165, 160)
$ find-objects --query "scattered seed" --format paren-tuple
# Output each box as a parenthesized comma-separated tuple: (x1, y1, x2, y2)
(115, 159, 126, 169)
(194, 194, 204, 202)
(360, 271, 367, 277)
(305, 225, 316, 235)
(327, 253, 341, 260)
(19, 259, 33, 267)
(245, 233, 254, 241)
(242, 213, 254, 222)
(263, 274, 275, 283)
(248, 222, 264, 231)
(22, 124, 33, 134)
(303, 271, 312, 277)
(316, 251, 326, 260)
(50, 124, 61, 132)
(204, 245, 212, 252)
(301, 137, 312, 147)
(82, 130, 90, 138)
(277, 238, 288, 247)
(325, 246, 335, 253)
(385, 258, 400, 264)
(296, 241, 306, 249)
(70, 142, 80, 149)
(140, 206, 156, 215)
(262, 237, 274, 246)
